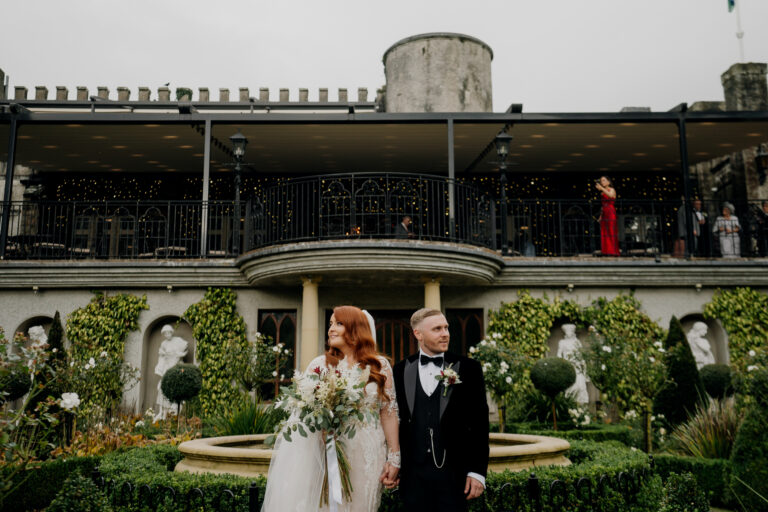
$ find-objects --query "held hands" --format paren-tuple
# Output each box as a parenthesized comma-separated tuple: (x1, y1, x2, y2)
(464, 476, 484, 500)
(379, 462, 399, 489)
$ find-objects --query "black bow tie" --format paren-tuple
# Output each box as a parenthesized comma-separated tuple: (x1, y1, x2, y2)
(420, 354, 444, 367)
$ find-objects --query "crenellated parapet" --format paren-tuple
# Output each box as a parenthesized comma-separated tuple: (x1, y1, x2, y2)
(9, 85, 376, 104)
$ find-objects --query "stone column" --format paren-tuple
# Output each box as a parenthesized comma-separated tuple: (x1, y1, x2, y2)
(721, 63, 768, 111)
(55, 86, 68, 101)
(319, 88, 328, 102)
(35, 86, 48, 100)
(117, 87, 130, 101)
(299, 88, 309, 102)
(421, 276, 442, 310)
(338, 88, 348, 102)
(14, 86, 27, 100)
(76, 87, 88, 101)
(158, 87, 171, 102)
(279, 88, 289, 101)
(239, 88, 249, 102)
(357, 88, 368, 102)
(198, 87, 209, 102)
(259, 88, 269, 101)
(138, 87, 151, 101)
(300, 276, 322, 370)
(97, 86, 109, 99)
(219, 88, 229, 102)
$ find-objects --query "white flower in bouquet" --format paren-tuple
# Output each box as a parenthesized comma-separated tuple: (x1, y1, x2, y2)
(601, 345, 612, 353)
(60, 392, 80, 410)
(749, 349, 756, 357)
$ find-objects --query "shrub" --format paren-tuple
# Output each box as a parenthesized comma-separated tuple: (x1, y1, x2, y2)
(510, 422, 635, 446)
(699, 364, 734, 399)
(653, 316, 706, 426)
(730, 370, 768, 511)
(211, 396, 286, 436)
(659, 472, 709, 512)
(510, 387, 578, 426)
(653, 455, 733, 509)
(531, 357, 576, 431)
(48, 471, 112, 512)
(0, 369, 31, 402)
(0, 455, 101, 512)
(161, 363, 202, 405)
(670, 399, 741, 459)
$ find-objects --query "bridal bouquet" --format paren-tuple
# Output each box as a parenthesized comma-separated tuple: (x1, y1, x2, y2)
(267, 363, 378, 506)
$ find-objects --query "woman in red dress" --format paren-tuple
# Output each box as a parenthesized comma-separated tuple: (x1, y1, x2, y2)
(596, 176, 619, 256)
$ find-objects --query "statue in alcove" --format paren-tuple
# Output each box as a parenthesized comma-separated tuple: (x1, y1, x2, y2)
(154, 324, 189, 421)
(556, 323, 589, 404)
(687, 321, 715, 369)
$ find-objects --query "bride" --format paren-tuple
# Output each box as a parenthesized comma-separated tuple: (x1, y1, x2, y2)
(261, 306, 400, 512)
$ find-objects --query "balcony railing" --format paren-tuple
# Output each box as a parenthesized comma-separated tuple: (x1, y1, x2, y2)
(1, 175, 766, 260)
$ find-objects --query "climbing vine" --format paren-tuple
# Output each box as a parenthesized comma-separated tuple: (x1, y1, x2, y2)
(66, 292, 148, 414)
(486, 290, 580, 396)
(704, 287, 768, 372)
(184, 287, 248, 416)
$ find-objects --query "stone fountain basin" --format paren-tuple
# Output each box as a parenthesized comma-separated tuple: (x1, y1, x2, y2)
(175, 433, 570, 478)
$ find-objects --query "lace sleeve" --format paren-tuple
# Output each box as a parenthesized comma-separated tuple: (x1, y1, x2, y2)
(379, 357, 399, 417)
(305, 355, 327, 373)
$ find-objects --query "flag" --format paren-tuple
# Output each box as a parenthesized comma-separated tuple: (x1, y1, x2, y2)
(728, 0, 735, 12)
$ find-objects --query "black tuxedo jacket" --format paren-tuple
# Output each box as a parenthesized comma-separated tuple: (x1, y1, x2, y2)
(393, 351, 489, 479)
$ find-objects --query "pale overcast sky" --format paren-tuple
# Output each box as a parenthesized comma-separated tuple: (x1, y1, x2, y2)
(2, 0, 767, 112)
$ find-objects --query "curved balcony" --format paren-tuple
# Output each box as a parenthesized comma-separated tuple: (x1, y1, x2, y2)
(249, 172, 494, 249)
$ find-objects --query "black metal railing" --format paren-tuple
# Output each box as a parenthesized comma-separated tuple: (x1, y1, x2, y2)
(1, 183, 766, 260)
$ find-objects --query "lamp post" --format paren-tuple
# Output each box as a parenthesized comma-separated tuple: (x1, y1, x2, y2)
(756, 147, 768, 186)
(229, 130, 248, 255)
(494, 132, 514, 255)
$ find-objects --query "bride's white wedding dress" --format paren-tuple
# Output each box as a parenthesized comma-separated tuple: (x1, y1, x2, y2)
(261, 355, 398, 512)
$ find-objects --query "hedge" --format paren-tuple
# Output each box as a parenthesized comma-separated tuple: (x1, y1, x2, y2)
(652, 454, 734, 509)
(90, 440, 661, 512)
(507, 423, 635, 447)
(0, 455, 102, 512)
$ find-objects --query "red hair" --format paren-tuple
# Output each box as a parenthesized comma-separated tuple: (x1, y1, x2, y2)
(325, 305, 389, 401)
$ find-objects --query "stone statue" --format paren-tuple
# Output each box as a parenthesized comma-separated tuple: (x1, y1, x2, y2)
(556, 323, 589, 404)
(687, 321, 715, 369)
(28, 325, 48, 348)
(154, 324, 189, 421)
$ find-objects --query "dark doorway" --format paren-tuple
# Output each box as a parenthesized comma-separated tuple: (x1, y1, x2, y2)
(445, 309, 484, 355)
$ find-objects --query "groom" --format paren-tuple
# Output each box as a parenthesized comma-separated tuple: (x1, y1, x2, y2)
(391, 308, 489, 511)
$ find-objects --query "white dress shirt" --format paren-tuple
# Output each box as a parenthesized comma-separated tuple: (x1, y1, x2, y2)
(416, 349, 486, 488)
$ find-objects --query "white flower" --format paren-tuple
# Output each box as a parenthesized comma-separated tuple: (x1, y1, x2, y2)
(657, 348, 666, 353)
(749, 350, 756, 357)
(284, 349, 290, 355)
(601, 364, 607, 371)
(272, 371, 278, 377)
(492, 332, 502, 339)
(254, 331, 261, 338)
(490, 340, 497, 346)
(135, 420, 145, 428)
(52, 348, 58, 353)
(653, 341, 663, 348)
(625, 410, 638, 419)
(505, 376, 512, 384)
(280, 374, 285, 380)
(649, 357, 656, 363)
(588, 325, 596, 332)
(631, 447, 638, 452)
(99, 351, 108, 358)
(272, 346, 280, 353)
(747, 365, 758, 372)
(60, 392, 80, 410)
(657, 413, 665, 418)
(480, 340, 487, 347)
(581, 415, 591, 426)
(469, 346, 476, 354)
(602, 346, 612, 353)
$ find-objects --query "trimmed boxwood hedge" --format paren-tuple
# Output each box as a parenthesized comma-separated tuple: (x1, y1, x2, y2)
(93, 440, 661, 512)
(508, 423, 636, 447)
(0, 455, 102, 512)
(653, 454, 734, 509)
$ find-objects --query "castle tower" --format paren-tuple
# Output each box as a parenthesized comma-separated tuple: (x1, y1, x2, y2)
(383, 33, 493, 113)
(721, 63, 768, 111)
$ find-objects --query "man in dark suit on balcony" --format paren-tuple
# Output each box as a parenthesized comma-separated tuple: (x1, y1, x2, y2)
(391, 308, 489, 512)
(396, 215, 415, 239)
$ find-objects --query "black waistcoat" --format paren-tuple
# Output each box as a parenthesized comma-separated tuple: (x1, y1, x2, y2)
(411, 370, 445, 465)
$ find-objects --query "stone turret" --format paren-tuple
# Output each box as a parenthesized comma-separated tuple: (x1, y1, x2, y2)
(383, 33, 493, 113)
(721, 63, 768, 111)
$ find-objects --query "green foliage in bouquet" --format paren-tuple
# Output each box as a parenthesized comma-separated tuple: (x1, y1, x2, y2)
(184, 287, 248, 416)
(653, 316, 706, 426)
(66, 292, 147, 414)
(729, 369, 768, 511)
(659, 472, 710, 512)
(699, 364, 734, 399)
(47, 471, 112, 512)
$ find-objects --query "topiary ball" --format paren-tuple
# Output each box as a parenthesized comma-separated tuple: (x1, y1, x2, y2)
(699, 364, 733, 399)
(161, 363, 202, 404)
(0, 370, 31, 403)
(530, 357, 576, 399)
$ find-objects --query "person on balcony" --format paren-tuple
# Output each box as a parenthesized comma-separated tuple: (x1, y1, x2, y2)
(713, 202, 741, 257)
(595, 176, 619, 256)
(396, 216, 415, 239)
(692, 199, 709, 256)
(755, 201, 768, 257)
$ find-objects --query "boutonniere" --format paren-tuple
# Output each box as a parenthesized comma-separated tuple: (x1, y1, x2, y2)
(435, 363, 462, 396)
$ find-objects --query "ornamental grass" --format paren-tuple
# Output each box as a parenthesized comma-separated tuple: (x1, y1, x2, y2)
(670, 398, 742, 459)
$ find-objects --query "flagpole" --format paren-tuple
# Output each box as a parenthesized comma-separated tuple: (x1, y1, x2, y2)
(734, 0, 745, 62)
